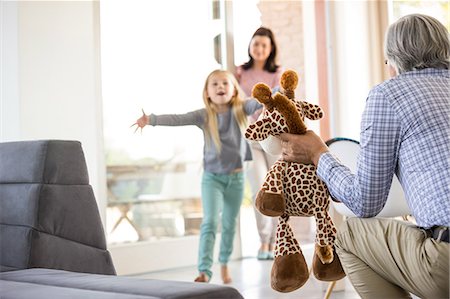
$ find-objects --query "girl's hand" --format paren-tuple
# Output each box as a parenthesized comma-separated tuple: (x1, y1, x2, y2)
(131, 108, 149, 133)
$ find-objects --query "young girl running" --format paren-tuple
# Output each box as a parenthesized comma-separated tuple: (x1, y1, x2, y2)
(132, 69, 262, 284)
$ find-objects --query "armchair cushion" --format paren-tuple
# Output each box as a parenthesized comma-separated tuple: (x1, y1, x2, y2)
(0, 140, 115, 275)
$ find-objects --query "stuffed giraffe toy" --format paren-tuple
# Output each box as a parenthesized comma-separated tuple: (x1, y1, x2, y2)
(245, 70, 345, 293)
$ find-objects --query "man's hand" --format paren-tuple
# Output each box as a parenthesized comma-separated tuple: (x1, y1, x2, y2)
(279, 130, 329, 166)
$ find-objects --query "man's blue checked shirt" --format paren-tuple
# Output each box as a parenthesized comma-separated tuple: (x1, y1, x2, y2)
(317, 68, 450, 228)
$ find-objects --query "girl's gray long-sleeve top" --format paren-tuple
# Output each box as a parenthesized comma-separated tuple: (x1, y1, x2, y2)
(149, 99, 262, 174)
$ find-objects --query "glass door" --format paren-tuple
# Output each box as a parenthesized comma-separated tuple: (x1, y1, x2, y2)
(100, 0, 229, 274)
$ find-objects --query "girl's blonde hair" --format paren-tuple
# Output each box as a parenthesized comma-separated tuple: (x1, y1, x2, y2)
(202, 69, 248, 152)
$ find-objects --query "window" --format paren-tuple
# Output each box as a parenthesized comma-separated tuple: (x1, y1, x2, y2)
(100, 0, 227, 244)
(388, 0, 448, 29)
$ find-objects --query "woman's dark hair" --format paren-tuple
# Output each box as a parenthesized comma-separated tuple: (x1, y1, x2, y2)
(242, 27, 279, 73)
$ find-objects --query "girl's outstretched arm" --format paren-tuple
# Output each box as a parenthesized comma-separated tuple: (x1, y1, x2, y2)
(131, 108, 150, 133)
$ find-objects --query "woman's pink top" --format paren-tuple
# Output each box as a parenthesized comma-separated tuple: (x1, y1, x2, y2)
(235, 65, 283, 122)
(235, 66, 283, 97)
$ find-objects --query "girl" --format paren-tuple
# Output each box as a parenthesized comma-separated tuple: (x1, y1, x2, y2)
(235, 27, 283, 260)
(132, 69, 262, 284)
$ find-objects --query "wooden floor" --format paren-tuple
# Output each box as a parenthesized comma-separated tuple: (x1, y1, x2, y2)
(133, 243, 361, 299)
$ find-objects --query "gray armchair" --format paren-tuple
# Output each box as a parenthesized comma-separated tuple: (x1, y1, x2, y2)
(0, 140, 115, 274)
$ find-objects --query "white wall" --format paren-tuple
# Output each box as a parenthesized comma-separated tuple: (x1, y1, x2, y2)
(0, 1, 107, 223)
(1, 1, 20, 140)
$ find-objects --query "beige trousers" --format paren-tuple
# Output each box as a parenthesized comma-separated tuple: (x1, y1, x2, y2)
(336, 218, 449, 299)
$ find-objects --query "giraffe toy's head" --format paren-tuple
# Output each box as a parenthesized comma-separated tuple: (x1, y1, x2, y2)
(245, 69, 325, 146)
(245, 70, 307, 144)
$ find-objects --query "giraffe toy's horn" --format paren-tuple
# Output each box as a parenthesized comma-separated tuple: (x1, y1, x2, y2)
(280, 70, 298, 100)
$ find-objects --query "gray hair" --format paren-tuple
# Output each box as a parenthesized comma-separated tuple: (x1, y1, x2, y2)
(384, 14, 450, 74)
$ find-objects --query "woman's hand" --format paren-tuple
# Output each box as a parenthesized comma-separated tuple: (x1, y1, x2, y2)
(279, 130, 329, 166)
(131, 108, 149, 133)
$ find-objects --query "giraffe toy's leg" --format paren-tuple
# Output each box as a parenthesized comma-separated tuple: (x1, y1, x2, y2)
(325, 212, 337, 245)
(271, 215, 309, 293)
(313, 213, 334, 264)
(256, 161, 286, 217)
(312, 211, 346, 282)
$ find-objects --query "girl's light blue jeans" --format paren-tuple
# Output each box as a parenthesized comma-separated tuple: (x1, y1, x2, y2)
(198, 171, 244, 279)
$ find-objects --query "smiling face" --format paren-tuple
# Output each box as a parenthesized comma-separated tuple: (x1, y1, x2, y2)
(249, 35, 272, 63)
(206, 72, 236, 110)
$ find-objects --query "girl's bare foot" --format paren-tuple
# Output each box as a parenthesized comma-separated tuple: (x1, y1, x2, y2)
(194, 272, 210, 283)
(221, 265, 232, 284)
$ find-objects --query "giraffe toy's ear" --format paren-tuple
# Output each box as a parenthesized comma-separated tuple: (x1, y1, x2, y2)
(252, 83, 272, 105)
